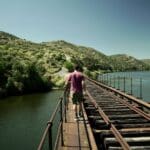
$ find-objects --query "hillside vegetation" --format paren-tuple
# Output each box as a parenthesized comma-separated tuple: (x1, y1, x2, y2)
(0, 31, 150, 98)
(141, 59, 150, 66)
(109, 54, 150, 71)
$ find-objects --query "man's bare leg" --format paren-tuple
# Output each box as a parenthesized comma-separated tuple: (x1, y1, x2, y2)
(73, 103, 80, 117)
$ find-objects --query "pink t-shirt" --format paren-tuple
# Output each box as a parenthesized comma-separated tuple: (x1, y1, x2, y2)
(68, 71, 84, 93)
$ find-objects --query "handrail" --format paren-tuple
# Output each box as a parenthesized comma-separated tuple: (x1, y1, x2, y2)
(103, 76, 144, 99)
(37, 94, 66, 150)
(48, 97, 62, 124)
(38, 123, 51, 150)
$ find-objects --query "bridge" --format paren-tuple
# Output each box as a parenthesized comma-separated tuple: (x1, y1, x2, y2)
(38, 78, 150, 150)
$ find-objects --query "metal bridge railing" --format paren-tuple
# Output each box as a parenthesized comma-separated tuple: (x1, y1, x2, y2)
(98, 74, 144, 100)
(37, 94, 67, 150)
(37, 90, 97, 150)
(88, 77, 150, 112)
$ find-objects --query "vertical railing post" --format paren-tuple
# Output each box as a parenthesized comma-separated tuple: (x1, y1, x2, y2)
(107, 73, 109, 85)
(123, 77, 126, 92)
(140, 78, 142, 99)
(103, 74, 105, 84)
(114, 76, 115, 88)
(103, 74, 104, 84)
(131, 77, 133, 95)
(104, 74, 107, 84)
(107, 75, 109, 86)
(64, 95, 67, 123)
(118, 76, 120, 90)
(110, 76, 111, 87)
(60, 98, 64, 146)
(48, 123, 52, 150)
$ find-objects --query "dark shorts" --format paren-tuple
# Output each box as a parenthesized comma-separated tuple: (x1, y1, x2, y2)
(70, 91, 83, 104)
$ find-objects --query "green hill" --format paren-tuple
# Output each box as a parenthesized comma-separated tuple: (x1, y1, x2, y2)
(141, 59, 150, 66)
(109, 54, 150, 71)
(0, 31, 150, 98)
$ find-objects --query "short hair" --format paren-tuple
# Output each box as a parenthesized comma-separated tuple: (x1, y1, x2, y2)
(74, 64, 83, 72)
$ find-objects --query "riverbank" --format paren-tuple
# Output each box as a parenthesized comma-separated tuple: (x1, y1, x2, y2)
(0, 88, 6, 98)
(0, 85, 64, 99)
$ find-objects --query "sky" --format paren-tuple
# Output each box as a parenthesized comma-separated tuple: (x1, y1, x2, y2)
(0, 0, 150, 59)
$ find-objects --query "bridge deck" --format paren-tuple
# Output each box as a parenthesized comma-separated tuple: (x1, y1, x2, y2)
(58, 101, 97, 150)
(38, 78, 150, 150)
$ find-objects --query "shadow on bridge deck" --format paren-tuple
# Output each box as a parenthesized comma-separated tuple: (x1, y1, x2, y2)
(58, 101, 97, 150)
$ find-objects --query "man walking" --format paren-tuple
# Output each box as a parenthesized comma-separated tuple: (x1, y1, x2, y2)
(66, 64, 85, 120)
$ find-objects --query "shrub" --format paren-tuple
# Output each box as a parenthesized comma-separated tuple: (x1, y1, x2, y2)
(64, 61, 74, 72)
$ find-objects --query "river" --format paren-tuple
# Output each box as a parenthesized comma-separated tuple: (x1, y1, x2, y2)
(0, 71, 150, 150)
(99, 71, 150, 102)
(0, 90, 62, 150)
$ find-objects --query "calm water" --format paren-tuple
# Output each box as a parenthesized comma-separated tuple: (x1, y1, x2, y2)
(0, 90, 62, 150)
(99, 71, 150, 102)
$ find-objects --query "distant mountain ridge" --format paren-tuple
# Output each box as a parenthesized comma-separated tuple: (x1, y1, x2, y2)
(141, 59, 150, 66)
(109, 54, 150, 71)
(0, 31, 150, 97)
(0, 31, 150, 73)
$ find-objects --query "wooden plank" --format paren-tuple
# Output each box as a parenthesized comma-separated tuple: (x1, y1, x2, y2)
(93, 129, 150, 136)
(104, 136, 150, 144)
(57, 101, 97, 150)
(120, 127, 150, 132)
(108, 146, 150, 150)
(88, 114, 143, 120)
(95, 119, 149, 124)
(95, 122, 150, 129)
